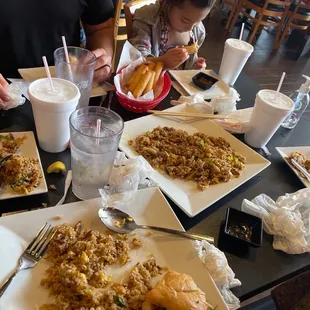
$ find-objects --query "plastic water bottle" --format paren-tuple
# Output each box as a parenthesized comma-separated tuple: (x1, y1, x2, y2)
(281, 75, 310, 129)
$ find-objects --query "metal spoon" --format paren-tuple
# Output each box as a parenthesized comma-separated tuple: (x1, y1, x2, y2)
(98, 207, 214, 243)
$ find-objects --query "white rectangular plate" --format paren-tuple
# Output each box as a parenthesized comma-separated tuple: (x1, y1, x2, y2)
(0, 131, 48, 200)
(0, 188, 228, 310)
(276, 146, 310, 187)
(120, 105, 271, 217)
(170, 69, 230, 99)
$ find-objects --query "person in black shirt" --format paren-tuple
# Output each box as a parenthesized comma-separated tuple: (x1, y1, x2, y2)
(0, 0, 115, 105)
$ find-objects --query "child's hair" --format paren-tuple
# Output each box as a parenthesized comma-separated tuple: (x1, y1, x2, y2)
(167, 0, 215, 8)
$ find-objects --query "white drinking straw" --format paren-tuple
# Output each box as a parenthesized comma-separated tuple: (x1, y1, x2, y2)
(277, 72, 286, 93)
(42, 56, 55, 92)
(96, 119, 101, 145)
(62, 36, 71, 64)
(239, 23, 245, 41)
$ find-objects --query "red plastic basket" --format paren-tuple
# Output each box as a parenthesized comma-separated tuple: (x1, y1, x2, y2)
(116, 71, 171, 113)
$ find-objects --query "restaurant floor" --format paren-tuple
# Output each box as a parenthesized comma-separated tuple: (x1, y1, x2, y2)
(114, 5, 310, 309)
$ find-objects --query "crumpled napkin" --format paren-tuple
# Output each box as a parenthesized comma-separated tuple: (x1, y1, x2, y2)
(171, 88, 240, 115)
(0, 82, 26, 110)
(195, 240, 241, 310)
(99, 152, 155, 207)
(171, 94, 252, 134)
(242, 188, 310, 254)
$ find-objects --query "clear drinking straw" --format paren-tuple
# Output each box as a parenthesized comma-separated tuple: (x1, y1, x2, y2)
(61, 36, 74, 82)
(42, 56, 55, 92)
(96, 119, 101, 146)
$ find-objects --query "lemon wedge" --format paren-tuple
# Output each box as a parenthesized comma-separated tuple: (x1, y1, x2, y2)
(47, 161, 67, 174)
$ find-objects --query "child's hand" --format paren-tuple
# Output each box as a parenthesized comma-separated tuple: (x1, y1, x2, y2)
(194, 57, 207, 69)
(162, 48, 189, 69)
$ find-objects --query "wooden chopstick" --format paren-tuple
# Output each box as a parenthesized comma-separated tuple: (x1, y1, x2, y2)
(148, 110, 233, 120)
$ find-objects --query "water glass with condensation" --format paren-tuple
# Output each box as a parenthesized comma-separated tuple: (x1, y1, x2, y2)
(54, 47, 96, 109)
(69, 107, 124, 200)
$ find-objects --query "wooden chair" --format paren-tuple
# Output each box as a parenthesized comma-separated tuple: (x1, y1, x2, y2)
(124, 0, 156, 39)
(275, 0, 310, 48)
(228, 0, 292, 45)
(271, 269, 310, 309)
(112, 0, 125, 71)
(223, 0, 240, 30)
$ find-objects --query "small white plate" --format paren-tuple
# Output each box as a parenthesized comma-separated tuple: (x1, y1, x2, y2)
(0, 131, 48, 200)
(169, 69, 230, 99)
(276, 146, 310, 187)
(119, 104, 271, 217)
(0, 188, 228, 310)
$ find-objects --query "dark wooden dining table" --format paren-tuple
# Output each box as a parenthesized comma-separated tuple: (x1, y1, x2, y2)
(1, 72, 310, 303)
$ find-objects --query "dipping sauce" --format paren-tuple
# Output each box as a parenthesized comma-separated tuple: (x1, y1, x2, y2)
(199, 77, 213, 87)
(228, 221, 252, 242)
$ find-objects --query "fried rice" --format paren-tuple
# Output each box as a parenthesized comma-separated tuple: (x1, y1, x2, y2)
(0, 134, 42, 194)
(0, 154, 42, 194)
(129, 126, 246, 190)
(40, 223, 164, 310)
(287, 151, 310, 173)
(0, 133, 26, 159)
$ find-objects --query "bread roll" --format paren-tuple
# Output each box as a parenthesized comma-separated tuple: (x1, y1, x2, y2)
(153, 62, 164, 90)
(146, 271, 213, 310)
(133, 70, 153, 98)
(142, 300, 156, 310)
(143, 71, 155, 95)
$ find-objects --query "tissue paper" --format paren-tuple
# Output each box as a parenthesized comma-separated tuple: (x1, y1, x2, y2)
(170, 95, 252, 134)
(1, 81, 26, 110)
(195, 240, 241, 309)
(242, 188, 310, 254)
(99, 152, 155, 208)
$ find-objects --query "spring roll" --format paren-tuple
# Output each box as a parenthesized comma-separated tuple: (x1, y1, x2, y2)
(152, 62, 164, 90)
(148, 62, 156, 71)
(143, 71, 155, 95)
(128, 64, 148, 93)
(126, 69, 139, 87)
(133, 70, 153, 99)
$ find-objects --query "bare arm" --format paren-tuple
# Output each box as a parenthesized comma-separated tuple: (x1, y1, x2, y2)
(0, 74, 9, 108)
(84, 19, 114, 82)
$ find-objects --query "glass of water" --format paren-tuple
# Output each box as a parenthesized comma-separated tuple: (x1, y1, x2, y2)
(69, 107, 124, 200)
(54, 47, 96, 109)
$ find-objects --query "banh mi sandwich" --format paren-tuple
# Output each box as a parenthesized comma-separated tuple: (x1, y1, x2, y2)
(142, 271, 214, 310)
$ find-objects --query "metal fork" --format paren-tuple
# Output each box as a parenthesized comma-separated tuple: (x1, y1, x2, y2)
(0, 223, 56, 298)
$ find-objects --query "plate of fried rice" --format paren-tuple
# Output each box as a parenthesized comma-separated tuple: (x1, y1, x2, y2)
(119, 104, 270, 217)
(0, 132, 47, 199)
(0, 188, 228, 309)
